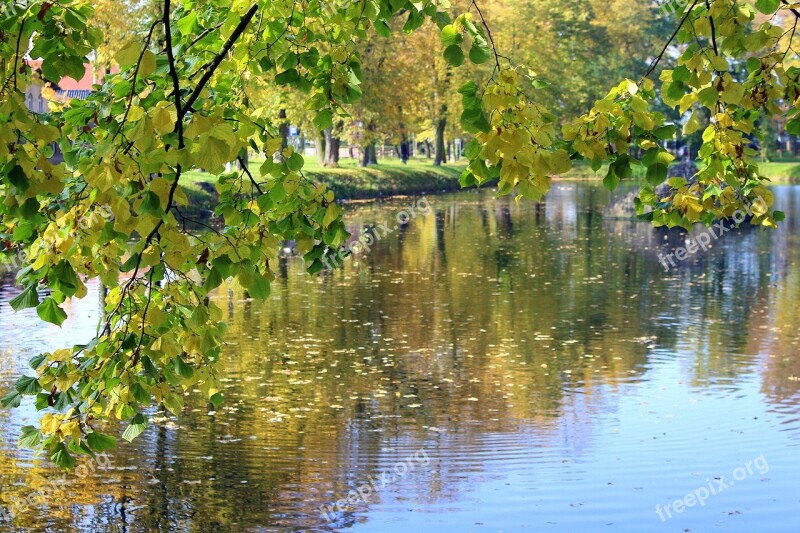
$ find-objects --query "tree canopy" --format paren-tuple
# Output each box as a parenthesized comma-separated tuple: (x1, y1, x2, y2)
(0, 0, 791, 467)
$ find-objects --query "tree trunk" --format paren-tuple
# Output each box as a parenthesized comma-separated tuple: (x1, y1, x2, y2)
(323, 128, 340, 167)
(316, 131, 326, 165)
(278, 109, 289, 149)
(361, 143, 377, 166)
(425, 139, 432, 159)
(434, 116, 447, 166)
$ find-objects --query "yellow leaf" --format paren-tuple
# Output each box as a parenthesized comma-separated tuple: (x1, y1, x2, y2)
(139, 50, 157, 77)
(151, 105, 174, 135)
(41, 414, 61, 435)
(116, 42, 141, 67)
(323, 204, 341, 228)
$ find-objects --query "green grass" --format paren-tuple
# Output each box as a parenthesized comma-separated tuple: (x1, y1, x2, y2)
(301, 158, 466, 199)
(178, 156, 621, 216)
(182, 154, 800, 214)
(181, 156, 468, 212)
(757, 161, 800, 183)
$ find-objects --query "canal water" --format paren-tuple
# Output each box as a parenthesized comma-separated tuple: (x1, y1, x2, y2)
(1, 184, 799, 532)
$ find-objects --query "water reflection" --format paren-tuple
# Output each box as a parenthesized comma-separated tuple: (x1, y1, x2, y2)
(1, 185, 799, 532)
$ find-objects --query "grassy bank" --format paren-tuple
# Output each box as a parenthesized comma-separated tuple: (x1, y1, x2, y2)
(299, 158, 466, 199)
(180, 158, 468, 213)
(757, 161, 800, 183)
(178, 156, 800, 215)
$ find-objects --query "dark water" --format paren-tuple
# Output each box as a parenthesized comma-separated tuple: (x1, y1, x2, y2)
(1, 184, 799, 532)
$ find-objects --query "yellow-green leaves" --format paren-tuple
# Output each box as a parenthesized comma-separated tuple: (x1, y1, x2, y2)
(121, 414, 148, 442)
(151, 102, 178, 135)
(115, 42, 142, 67)
(2, 0, 791, 471)
(440, 14, 493, 68)
(195, 123, 240, 173)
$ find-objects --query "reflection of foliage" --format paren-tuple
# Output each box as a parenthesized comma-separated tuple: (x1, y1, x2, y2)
(1, 186, 797, 527)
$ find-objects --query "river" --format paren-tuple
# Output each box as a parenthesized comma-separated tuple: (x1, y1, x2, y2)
(1, 184, 799, 532)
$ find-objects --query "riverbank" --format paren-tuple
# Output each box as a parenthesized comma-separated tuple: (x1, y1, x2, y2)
(178, 158, 800, 215)
(758, 161, 800, 183)
(180, 158, 467, 212)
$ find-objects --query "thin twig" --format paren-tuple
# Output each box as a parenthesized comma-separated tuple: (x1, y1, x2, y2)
(643, 0, 701, 79)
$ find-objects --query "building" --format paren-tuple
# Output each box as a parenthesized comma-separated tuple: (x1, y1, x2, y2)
(23, 60, 99, 114)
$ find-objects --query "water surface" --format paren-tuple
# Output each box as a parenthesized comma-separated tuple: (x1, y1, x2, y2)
(1, 184, 799, 532)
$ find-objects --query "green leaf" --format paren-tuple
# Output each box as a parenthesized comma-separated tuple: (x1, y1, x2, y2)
(287, 152, 305, 171)
(121, 253, 141, 273)
(115, 42, 141, 67)
(459, 170, 476, 187)
(163, 394, 184, 416)
(654, 124, 676, 140)
(176, 12, 197, 35)
(307, 259, 325, 275)
(196, 136, 233, 173)
(612, 155, 632, 180)
(1, 391, 21, 409)
(14, 375, 40, 395)
(313, 109, 334, 131)
(458, 81, 479, 96)
(323, 204, 342, 228)
(443, 44, 465, 67)
(121, 413, 148, 442)
(603, 167, 619, 191)
(469, 42, 492, 64)
(174, 356, 194, 380)
(275, 68, 299, 85)
(86, 432, 118, 452)
(211, 255, 237, 278)
(203, 267, 223, 291)
(209, 392, 224, 408)
(7, 164, 29, 192)
(672, 65, 691, 83)
(441, 24, 460, 46)
(18, 425, 42, 448)
(51, 443, 77, 469)
(130, 382, 151, 403)
(755, 0, 780, 14)
(374, 20, 391, 37)
(10, 284, 40, 311)
(247, 271, 271, 299)
(647, 163, 669, 187)
(50, 261, 81, 298)
(139, 191, 163, 217)
(29, 353, 48, 371)
(37, 298, 68, 326)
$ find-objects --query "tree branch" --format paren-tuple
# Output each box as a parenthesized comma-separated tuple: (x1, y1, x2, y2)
(781, 0, 800, 20)
(643, 0, 700, 79)
(181, 4, 259, 118)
